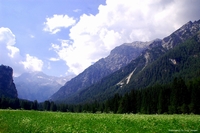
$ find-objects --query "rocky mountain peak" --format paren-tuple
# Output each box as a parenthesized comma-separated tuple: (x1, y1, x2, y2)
(162, 20, 200, 50)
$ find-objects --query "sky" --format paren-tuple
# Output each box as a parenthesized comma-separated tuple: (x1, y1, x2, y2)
(0, 0, 200, 77)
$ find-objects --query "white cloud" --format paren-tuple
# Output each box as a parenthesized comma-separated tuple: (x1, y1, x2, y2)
(50, 40, 88, 74)
(20, 54, 43, 72)
(0, 27, 43, 76)
(0, 27, 16, 46)
(49, 57, 60, 61)
(51, 0, 200, 75)
(43, 14, 76, 34)
(7, 45, 20, 58)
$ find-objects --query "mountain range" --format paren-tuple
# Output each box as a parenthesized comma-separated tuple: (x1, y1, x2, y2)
(51, 19, 200, 104)
(14, 72, 74, 102)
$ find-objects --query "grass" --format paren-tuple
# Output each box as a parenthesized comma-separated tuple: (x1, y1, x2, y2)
(0, 110, 199, 133)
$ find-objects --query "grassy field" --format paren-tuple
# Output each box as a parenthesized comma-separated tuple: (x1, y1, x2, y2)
(0, 110, 199, 133)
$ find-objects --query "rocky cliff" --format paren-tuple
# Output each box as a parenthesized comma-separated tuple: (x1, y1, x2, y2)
(0, 65, 18, 98)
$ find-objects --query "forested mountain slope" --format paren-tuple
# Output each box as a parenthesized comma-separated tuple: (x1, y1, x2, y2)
(60, 20, 200, 104)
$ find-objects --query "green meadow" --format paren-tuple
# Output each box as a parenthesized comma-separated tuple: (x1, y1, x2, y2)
(0, 110, 199, 133)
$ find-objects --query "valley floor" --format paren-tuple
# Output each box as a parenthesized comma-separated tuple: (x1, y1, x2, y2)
(0, 110, 199, 133)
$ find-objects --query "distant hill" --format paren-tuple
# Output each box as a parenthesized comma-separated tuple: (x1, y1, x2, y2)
(53, 19, 200, 104)
(0, 65, 18, 98)
(14, 72, 74, 102)
(50, 41, 150, 101)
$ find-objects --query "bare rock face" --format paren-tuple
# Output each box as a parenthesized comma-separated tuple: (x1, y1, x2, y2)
(162, 20, 200, 49)
(0, 65, 18, 98)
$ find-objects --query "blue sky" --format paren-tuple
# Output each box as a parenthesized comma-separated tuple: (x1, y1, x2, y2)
(0, 0, 200, 77)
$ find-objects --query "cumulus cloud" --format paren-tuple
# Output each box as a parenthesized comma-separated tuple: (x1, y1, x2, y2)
(0, 27, 16, 46)
(43, 14, 76, 34)
(20, 54, 43, 72)
(0, 27, 43, 76)
(50, 0, 200, 75)
(50, 40, 88, 74)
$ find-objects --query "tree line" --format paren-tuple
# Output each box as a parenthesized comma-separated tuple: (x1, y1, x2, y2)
(1, 77, 200, 114)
